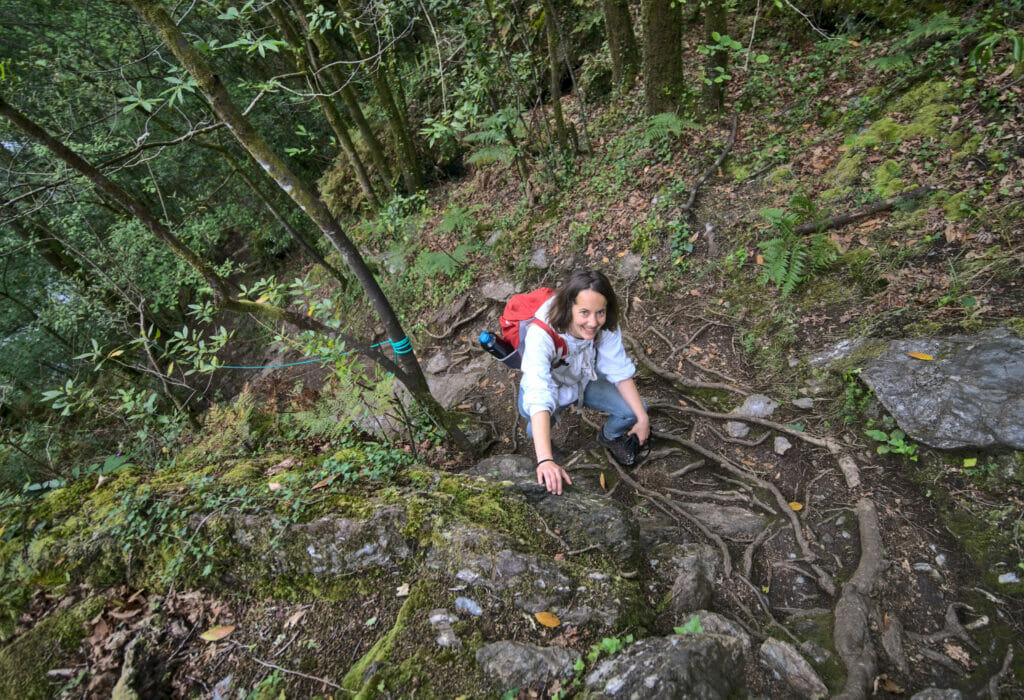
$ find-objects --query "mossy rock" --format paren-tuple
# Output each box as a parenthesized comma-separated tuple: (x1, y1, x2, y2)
(871, 159, 904, 198)
(0, 596, 105, 698)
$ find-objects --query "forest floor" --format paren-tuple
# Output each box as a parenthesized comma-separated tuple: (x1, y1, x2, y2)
(4, 13, 1024, 700)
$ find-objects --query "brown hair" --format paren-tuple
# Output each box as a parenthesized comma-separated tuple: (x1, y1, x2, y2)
(548, 269, 620, 333)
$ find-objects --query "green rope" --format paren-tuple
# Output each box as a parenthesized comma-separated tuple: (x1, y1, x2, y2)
(159, 336, 412, 371)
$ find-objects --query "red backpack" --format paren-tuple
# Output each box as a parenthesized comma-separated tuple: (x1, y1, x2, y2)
(498, 288, 568, 369)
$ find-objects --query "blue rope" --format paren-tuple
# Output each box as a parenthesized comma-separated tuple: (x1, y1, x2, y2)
(162, 336, 412, 371)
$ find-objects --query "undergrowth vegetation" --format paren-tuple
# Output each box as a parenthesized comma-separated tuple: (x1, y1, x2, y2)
(2, 1, 1023, 694)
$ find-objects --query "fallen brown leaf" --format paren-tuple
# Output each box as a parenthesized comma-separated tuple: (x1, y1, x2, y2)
(200, 625, 235, 642)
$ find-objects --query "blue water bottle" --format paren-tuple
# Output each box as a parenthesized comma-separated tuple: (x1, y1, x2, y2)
(479, 331, 517, 366)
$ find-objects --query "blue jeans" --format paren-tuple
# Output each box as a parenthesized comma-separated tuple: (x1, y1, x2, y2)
(518, 375, 641, 441)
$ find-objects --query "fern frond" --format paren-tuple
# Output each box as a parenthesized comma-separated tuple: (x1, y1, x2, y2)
(808, 234, 839, 271)
(414, 250, 461, 277)
(438, 205, 477, 235)
(781, 243, 808, 298)
(907, 11, 960, 42)
(466, 145, 514, 166)
(757, 238, 791, 287)
(644, 113, 698, 146)
(868, 53, 914, 72)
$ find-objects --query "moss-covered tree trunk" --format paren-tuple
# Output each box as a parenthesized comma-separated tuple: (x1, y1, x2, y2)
(641, 0, 683, 115)
(67, 2, 469, 449)
(702, 0, 728, 117)
(601, 0, 639, 92)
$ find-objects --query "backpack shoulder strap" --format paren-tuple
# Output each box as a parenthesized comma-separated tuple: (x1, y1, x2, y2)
(529, 319, 568, 359)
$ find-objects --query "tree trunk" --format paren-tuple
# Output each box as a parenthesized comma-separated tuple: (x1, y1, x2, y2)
(116, 0, 468, 449)
(601, 0, 639, 92)
(334, 0, 424, 192)
(702, 1, 728, 116)
(641, 0, 684, 115)
(266, 0, 379, 209)
(542, 0, 571, 153)
(290, 0, 394, 191)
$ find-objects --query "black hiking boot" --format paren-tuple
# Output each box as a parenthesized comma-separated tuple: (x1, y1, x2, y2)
(598, 432, 652, 467)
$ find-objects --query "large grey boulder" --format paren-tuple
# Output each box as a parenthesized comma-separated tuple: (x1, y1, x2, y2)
(646, 543, 721, 614)
(860, 328, 1024, 449)
(758, 637, 828, 698)
(582, 634, 744, 699)
(227, 507, 412, 578)
(476, 641, 579, 690)
(467, 455, 641, 567)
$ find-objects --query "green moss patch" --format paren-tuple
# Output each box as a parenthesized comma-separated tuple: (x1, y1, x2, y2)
(0, 596, 104, 699)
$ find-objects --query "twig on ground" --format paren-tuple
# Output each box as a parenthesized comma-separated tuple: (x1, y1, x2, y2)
(423, 304, 487, 339)
(793, 186, 935, 235)
(686, 321, 713, 346)
(682, 113, 739, 215)
(681, 355, 745, 387)
(232, 642, 346, 691)
(648, 326, 677, 355)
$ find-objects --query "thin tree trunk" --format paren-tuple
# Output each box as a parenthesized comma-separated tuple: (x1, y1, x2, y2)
(601, 0, 639, 92)
(335, 0, 424, 192)
(642, 0, 684, 115)
(702, 1, 728, 116)
(542, 0, 571, 153)
(283, 0, 395, 191)
(114, 0, 468, 449)
(267, 0, 380, 208)
(0, 96, 401, 382)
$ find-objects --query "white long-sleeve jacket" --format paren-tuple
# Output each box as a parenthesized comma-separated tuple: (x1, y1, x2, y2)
(519, 297, 636, 417)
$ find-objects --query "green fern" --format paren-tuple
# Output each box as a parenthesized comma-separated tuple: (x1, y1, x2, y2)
(906, 11, 960, 43)
(868, 53, 914, 72)
(438, 205, 478, 235)
(413, 243, 474, 278)
(644, 112, 698, 147)
(466, 144, 515, 166)
(808, 234, 839, 272)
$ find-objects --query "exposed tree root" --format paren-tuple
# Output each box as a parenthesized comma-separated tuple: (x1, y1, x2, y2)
(652, 428, 830, 595)
(833, 498, 886, 700)
(793, 186, 935, 235)
(423, 304, 486, 339)
(669, 404, 843, 453)
(604, 452, 734, 577)
(624, 334, 750, 396)
(988, 646, 1014, 700)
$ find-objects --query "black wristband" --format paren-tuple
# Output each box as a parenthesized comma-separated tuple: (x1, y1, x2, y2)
(537, 458, 556, 467)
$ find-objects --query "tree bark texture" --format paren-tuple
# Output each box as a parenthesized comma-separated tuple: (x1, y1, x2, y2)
(642, 0, 684, 115)
(601, 0, 639, 92)
(119, 0, 468, 449)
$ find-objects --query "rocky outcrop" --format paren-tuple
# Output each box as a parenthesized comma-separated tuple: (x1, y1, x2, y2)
(581, 634, 744, 699)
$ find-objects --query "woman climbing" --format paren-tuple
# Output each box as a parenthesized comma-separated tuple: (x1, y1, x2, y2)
(519, 269, 651, 495)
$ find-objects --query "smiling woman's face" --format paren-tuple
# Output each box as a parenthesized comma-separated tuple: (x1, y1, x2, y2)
(568, 289, 607, 340)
